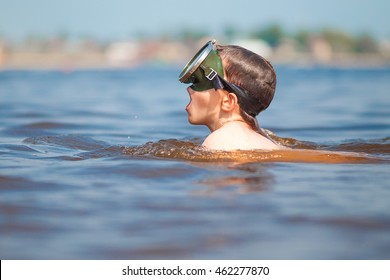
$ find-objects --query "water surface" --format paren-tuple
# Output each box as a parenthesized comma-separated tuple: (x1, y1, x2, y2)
(0, 66, 389, 259)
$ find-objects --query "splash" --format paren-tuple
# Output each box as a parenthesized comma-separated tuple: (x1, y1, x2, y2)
(123, 138, 389, 164)
(23, 134, 389, 164)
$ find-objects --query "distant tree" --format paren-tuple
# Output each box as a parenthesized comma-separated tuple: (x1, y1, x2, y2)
(252, 24, 285, 47)
(320, 28, 356, 52)
(355, 33, 378, 53)
(177, 28, 209, 41)
(57, 30, 69, 41)
(223, 25, 238, 42)
(294, 30, 311, 51)
(134, 31, 147, 41)
(23, 34, 45, 52)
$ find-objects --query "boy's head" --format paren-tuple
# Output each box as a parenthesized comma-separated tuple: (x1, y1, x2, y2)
(216, 44, 277, 114)
(179, 40, 277, 118)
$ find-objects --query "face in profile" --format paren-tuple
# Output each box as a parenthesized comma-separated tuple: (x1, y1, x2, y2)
(185, 87, 221, 127)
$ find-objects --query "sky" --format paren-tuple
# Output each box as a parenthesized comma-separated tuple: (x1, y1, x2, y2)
(1, 0, 389, 41)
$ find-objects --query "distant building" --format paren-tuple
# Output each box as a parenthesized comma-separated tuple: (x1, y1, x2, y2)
(151, 41, 190, 64)
(230, 39, 272, 59)
(0, 41, 4, 67)
(309, 36, 332, 62)
(379, 40, 390, 58)
(105, 41, 141, 67)
(273, 38, 299, 62)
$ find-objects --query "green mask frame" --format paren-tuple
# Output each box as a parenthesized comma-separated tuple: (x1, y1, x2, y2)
(178, 40, 224, 91)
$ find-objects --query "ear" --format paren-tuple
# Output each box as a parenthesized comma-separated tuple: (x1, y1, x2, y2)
(220, 91, 238, 112)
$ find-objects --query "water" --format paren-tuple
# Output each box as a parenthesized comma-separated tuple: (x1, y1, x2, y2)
(0, 66, 389, 259)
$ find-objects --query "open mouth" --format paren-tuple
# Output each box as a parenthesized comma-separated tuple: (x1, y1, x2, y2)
(186, 88, 192, 111)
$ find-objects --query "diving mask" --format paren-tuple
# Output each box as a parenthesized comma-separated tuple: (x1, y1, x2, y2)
(178, 40, 224, 91)
(178, 40, 264, 117)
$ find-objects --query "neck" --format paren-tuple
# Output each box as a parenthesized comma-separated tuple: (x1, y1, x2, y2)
(208, 117, 248, 132)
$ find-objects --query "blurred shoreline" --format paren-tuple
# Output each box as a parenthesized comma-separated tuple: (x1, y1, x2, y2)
(1, 36, 390, 70)
(1, 51, 389, 71)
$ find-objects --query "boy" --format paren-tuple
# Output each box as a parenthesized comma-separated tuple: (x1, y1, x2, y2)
(179, 40, 282, 151)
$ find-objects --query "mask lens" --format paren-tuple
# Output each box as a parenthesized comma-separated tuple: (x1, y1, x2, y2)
(179, 41, 214, 83)
(190, 77, 200, 90)
(190, 77, 214, 91)
(179, 40, 224, 91)
(184, 75, 195, 84)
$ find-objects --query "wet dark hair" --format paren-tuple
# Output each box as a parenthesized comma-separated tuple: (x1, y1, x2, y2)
(216, 44, 277, 130)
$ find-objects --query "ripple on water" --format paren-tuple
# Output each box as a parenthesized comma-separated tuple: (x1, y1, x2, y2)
(123, 138, 388, 164)
(5, 122, 80, 137)
(23, 134, 109, 151)
(18, 134, 390, 164)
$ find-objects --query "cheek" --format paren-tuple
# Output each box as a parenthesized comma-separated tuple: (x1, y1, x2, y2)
(189, 91, 221, 122)
(192, 92, 210, 109)
(188, 94, 209, 123)
(191, 91, 221, 117)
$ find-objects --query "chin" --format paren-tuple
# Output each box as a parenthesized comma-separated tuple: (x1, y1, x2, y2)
(187, 117, 196, 125)
(187, 116, 201, 125)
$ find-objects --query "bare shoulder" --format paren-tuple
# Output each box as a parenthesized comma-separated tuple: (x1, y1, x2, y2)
(202, 128, 229, 150)
(202, 123, 282, 151)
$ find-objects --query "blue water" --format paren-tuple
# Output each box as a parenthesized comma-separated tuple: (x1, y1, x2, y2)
(0, 66, 389, 259)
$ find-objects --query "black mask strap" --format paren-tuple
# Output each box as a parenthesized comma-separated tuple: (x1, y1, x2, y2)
(213, 75, 265, 117)
(200, 64, 265, 117)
